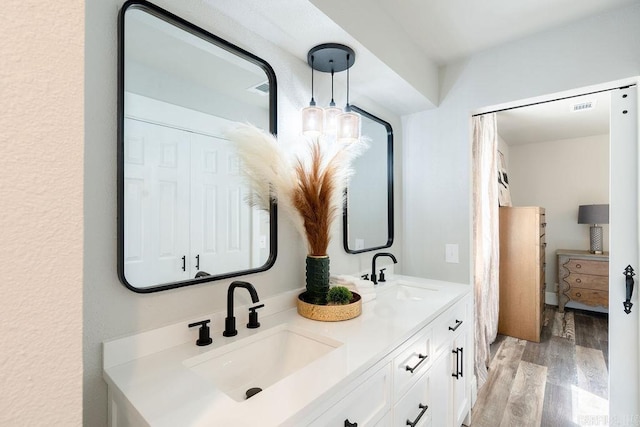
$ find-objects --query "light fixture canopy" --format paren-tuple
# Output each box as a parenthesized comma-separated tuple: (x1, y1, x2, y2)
(303, 43, 360, 142)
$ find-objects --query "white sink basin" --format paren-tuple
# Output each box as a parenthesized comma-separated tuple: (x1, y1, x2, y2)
(382, 282, 440, 301)
(183, 324, 342, 402)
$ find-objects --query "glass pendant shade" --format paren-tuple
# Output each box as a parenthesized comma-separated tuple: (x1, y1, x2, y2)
(337, 110, 360, 143)
(323, 105, 342, 136)
(302, 105, 324, 137)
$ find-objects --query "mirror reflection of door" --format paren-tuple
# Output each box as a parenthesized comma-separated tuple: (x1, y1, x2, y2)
(119, 2, 276, 291)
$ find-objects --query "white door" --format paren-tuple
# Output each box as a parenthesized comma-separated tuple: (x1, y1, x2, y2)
(609, 85, 639, 421)
(190, 133, 252, 275)
(124, 118, 190, 287)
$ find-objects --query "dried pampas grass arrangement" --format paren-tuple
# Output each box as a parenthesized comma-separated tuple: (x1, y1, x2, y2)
(226, 124, 367, 256)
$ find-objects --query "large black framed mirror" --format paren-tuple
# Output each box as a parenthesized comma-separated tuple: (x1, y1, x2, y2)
(117, 0, 277, 292)
(343, 106, 394, 253)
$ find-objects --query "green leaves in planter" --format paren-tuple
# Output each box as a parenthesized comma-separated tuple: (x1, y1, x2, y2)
(327, 286, 353, 305)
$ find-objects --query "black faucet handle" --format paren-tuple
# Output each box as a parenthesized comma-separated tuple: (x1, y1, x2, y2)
(188, 319, 213, 346)
(247, 304, 264, 329)
(379, 268, 387, 282)
(361, 273, 369, 280)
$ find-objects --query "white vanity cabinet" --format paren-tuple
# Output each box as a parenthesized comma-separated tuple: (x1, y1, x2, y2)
(429, 296, 472, 427)
(304, 294, 472, 427)
(104, 280, 472, 427)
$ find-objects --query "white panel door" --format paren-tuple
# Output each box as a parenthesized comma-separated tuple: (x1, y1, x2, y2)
(190, 133, 251, 275)
(609, 85, 639, 421)
(124, 118, 190, 287)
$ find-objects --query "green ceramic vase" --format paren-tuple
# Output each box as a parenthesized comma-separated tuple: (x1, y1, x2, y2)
(305, 255, 330, 304)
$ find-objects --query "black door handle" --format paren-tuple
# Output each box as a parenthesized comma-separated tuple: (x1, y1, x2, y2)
(624, 265, 635, 314)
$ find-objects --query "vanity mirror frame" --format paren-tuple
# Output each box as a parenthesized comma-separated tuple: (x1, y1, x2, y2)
(343, 105, 394, 254)
(117, 0, 278, 293)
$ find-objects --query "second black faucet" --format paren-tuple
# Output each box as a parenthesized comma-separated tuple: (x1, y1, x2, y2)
(371, 252, 398, 285)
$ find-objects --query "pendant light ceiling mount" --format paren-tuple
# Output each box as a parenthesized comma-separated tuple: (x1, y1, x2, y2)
(307, 43, 355, 73)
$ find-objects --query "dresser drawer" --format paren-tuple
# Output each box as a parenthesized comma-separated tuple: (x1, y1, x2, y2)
(564, 259, 608, 276)
(309, 362, 392, 427)
(567, 288, 608, 308)
(565, 273, 608, 291)
(394, 371, 431, 427)
(433, 299, 468, 352)
(393, 327, 432, 398)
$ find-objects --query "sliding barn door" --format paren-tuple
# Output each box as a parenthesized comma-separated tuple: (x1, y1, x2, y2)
(609, 84, 639, 422)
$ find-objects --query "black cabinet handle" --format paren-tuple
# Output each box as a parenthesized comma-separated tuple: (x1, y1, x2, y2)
(448, 319, 463, 331)
(181, 255, 186, 271)
(406, 404, 428, 426)
(405, 353, 428, 373)
(195, 254, 200, 270)
(452, 348, 460, 379)
(452, 347, 464, 379)
(344, 419, 357, 427)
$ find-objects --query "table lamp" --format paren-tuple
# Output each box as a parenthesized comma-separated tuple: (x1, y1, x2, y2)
(578, 204, 609, 254)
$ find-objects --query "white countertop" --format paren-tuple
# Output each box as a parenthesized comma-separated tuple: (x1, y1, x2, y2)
(103, 275, 470, 426)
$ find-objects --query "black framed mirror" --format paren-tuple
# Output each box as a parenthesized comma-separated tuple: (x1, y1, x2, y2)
(343, 106, 394, 253)
(117, 0, 277, 292)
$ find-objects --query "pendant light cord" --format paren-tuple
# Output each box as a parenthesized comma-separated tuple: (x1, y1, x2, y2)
(346, 53, 351, 111)
(310, 55, 316, 106)
(330, 68, 336, 107)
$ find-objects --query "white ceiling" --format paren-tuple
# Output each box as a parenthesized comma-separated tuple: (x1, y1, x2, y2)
(497, 91, 611, 146)
(208, 0, 636, 117)
(375, 0, 637, 65)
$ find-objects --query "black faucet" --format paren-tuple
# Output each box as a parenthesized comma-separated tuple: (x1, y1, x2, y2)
(223, 281, 260, 337)
(371, 252, 398, 284)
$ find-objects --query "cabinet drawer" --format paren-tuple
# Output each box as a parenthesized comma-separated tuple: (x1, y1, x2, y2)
(567, 288, 609, 308)
(393, 328, 432, 398)
(394, 372, 431, 427)
(309, 362, 392, 427)
(433, 299, 468, 352)
(564, 259, 608, 276)
(565, 273, 608, 291)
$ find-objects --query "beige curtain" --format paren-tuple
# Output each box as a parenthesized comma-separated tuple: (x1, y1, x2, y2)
(472, 113, 500, 389)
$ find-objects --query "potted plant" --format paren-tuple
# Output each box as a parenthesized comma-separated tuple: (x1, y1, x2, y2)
(227, 124, 366, 320)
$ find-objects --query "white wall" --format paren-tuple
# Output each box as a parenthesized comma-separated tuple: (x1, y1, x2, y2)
(508, 134, 610, 301)
(403, 3, 640, 283)
(84, 0, 402, 425)
(402, 3, 640, 421)
(1, 1, 83, 425)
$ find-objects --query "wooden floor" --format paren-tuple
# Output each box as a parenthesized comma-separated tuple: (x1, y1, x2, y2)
(471, 306, 609, 427)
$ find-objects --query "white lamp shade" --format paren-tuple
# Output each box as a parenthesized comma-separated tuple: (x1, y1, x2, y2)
(337, 111, 360, 143)
(302, 106, 324, 137)
(323, 106, 343, 136)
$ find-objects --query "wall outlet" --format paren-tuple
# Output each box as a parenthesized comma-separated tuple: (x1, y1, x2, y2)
(259, 235, 267, 249)
(355, 238, 365, 250)
(445, 244, 459, 263)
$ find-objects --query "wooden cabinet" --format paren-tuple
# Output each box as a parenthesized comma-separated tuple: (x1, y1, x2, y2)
(557, 250, 609, 312)
(498, 206, 546, 343)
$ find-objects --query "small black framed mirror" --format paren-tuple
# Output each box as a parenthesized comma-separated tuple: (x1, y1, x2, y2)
(343, 106, 394, 253)
(117, 0, 277, 292)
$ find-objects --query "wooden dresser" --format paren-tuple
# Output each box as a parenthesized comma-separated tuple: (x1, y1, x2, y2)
(557, 250, 609, 312)
(498, 206, 546, 343)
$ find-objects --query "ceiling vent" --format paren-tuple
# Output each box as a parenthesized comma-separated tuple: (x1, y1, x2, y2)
(571, 100, 595, 112)
(247, 81, 269, 96)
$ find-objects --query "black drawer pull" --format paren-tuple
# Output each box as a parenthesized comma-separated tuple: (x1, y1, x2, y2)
(406, 404, 428, 427)
(405, 353, 428, 373)
(448, 319, 463, 331)
(344, 419, 357, 427)
(576, 263, 582, 269)
(576, 278, 582, 283)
